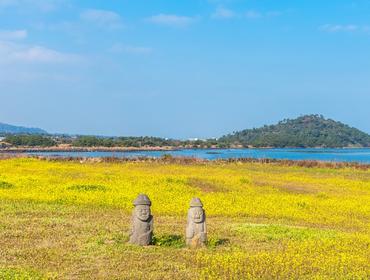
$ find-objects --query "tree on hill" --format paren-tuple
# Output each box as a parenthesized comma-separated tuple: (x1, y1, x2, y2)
(219, 115, 370, 148)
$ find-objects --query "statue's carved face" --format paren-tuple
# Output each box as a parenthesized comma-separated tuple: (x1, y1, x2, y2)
(191, 207, 204, 223)
(135, 205, 151, 221)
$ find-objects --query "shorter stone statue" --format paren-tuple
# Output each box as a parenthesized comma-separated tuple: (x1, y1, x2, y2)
(186, 198, 207, 248)
(129, 194, 153, 246)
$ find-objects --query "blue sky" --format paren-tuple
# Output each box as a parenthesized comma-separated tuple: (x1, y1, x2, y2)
(0, 0, 369, 138)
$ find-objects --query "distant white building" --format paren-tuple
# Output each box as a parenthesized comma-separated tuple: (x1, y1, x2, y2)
(0, 137, 5, 141)
(188, 138, 207, 142)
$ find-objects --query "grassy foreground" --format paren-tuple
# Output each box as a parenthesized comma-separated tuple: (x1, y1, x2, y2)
(0, 158, 369, 279)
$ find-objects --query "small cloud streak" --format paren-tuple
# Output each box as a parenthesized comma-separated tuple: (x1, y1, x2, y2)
(0, 0, 15, 6)
(0, 0, 63, 12)
(147, 14, 196, 27)
(81, 9, 123, 29)
(0, 29, 27, 40)
(12, 46, 73, 63)
(109, 43, 152, 54)
(266, 11, 282, 17)
(245, 10, 282, 19)
(212, 7, 236, 19)
(319, 24, 361, 33)
(245, 10, 262, 19)
(210, 8, 282, 20)
(0, 41, 80, 63)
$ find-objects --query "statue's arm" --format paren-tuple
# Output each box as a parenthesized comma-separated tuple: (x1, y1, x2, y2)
(203, 214, 207, 233)
(149, 216, 154, 233)
(139, 216, 153, 237)
(129, 217, 134, 236)
(200, 231, 207, 242)
(186, 223, 194, 238)
(200, 214, 207, 242)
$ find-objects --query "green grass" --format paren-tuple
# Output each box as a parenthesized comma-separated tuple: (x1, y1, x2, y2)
(0, 181, 14, 189)
(67, 184, 108, 192)
(152, 234, 185, 248)
(235, 223, 340, 242)
(0, 268, 46, 280)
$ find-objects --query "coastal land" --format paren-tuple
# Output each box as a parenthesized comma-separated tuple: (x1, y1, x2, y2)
(0, 157, 369, 279)
(1, 115, 370, 151)
(0, 145, 179, 153)
(1, 115, 369, 279)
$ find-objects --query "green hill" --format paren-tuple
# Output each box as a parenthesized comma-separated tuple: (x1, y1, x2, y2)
(0, 122, 47, 135)
(219, 115, 370, 148)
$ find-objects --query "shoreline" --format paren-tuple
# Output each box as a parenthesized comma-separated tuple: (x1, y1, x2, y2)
(0, 146, 368, 153)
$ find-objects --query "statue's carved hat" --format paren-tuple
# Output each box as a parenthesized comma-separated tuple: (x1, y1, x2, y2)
(133, 194, 152, 206)
(189, 197, 203, 207)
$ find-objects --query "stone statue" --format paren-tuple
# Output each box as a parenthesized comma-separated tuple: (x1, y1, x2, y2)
(186, 198, 207, 248)
(129, 194, 153, 246)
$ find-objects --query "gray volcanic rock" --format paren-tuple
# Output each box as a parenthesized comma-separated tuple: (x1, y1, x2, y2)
(186, 198, 207, 248)
(129, 194, 153, 246)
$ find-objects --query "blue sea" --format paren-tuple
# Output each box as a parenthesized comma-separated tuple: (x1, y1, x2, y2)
(28, 148, 370, 163)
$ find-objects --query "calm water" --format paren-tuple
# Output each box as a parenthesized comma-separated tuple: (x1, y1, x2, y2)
(28, 148, 370, 163)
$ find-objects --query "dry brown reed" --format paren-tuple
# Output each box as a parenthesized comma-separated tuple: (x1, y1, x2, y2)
(11, 154, 368, 170)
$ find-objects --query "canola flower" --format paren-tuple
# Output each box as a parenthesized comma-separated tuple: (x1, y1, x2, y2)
(0, 158, 369, 229)
(0, 158, 369, 279)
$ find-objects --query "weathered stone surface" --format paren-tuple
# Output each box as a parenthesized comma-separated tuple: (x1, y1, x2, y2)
(129, 194, 153, 246)
(186, 197, 207, 248)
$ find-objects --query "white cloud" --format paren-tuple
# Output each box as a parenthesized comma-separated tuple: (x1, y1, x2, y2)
(0, 29, 27, 40)
(266, 11, 283, 17)
(80, 9, 123, 29)
(0, 41, 80, 64)
(0, 0, 64, 12)
(212, 7, 236, 19)
(147, 14, 196, 27)
(245, 10, 262, 19)
(245, 10, 282, 19)
(320, 24, 360, 33)
(211, 9, 282, 20)
(0, 0, 15, 6)
(12, 46, 71, 63)
(109, 43, 152, 54)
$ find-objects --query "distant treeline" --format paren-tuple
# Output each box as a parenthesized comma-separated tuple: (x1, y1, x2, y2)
(73, 136, 176, 147)
(71, 136, 223, 148)
(1, 135, 226, 148)
(4, 135, 56, 147)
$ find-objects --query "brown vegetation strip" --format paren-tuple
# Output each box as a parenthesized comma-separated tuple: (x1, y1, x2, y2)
(0, 146, 178, 153)
(187, 178, 227, 193)
(1, 153, 370, 170)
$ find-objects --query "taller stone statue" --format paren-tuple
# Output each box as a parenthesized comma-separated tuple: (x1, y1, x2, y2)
(129, 194, 153, 246)
(186, 197, 207, 248)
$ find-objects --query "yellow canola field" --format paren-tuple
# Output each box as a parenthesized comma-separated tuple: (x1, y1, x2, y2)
(0, 158, 369, 279)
